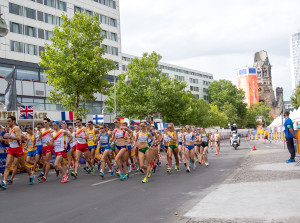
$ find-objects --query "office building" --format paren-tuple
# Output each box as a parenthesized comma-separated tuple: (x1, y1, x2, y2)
(291, 32, 300, 92)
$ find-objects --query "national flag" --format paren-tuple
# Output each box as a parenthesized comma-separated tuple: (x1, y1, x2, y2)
(19, 106, 34, 119)
(120, 117, 124, 123)
(4, 68, 17, 111)
(61, 111, 74, 121)
(130, 120, 140, 126)
(93, 115, 103, 124)
(156, 122, 166, 131)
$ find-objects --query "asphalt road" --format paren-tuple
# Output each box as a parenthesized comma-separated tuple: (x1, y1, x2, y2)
(0, 139, 251, 223)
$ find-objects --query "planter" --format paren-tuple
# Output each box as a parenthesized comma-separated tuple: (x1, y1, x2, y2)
(23, 79, 31, 82)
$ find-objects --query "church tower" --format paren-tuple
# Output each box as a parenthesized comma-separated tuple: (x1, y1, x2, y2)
(253, 50, 283, 117)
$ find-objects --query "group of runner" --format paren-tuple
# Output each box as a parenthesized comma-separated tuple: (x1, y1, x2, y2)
(0, 116, 222, 189)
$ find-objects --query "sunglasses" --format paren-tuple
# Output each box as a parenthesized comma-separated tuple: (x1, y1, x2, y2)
(114, 121, 119, 123)
(43, 122, 48, 124)
(100, 128, 104, 129)
(141, 125, 146, 127)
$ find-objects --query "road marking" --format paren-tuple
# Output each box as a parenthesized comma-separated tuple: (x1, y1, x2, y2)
(91, 173, 139, 186)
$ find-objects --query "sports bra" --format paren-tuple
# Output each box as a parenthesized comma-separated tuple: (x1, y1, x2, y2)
(168, 132, 176, 143)
(138, 132, 148, 143)
(99, 132, 109, 145)
(201, 134, 208, 142)
(185, 132, 194, 142)
(115, 128, 125, 139)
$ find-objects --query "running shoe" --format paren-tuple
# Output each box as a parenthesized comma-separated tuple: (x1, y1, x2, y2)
(83, 167, 88, 172)
(205, 162, 209, 167)
(120, 174, 125, 181)
(136, 168, 140, 172)
(91, 168, 95, 175)
(175, 165, 180, 171)
(198, 161, 201, 165)
(148, 169, 152, 178)
(184, 162, 187, 167)
(217, 152, 220, 155)
(132, 164, 136, 170)
(0, 182, 7, 189)
(129, 164, 132, 173)
(124, 173, 129, 179)
(29, 175, 35, 185)
(7, 179, 13, 185)
(38, 176, 47, 183)
(193, 162, 196, 169)
(110, 170, 114, 176)
(61, 176, 68, 183)
(195, 158, 199, 162)
(153, 165, 157, 173)
(87, 168, 92, 174)
(167, 168, 171, 173)
(71, 172, 78, 178)
(55, 169, 59, 177)
(140, 168, 145, 174)
(38, 172, 44, 178)
(116, 171, 120, 176)
(186, 167, 190, 173)
(286, 158, 295, 163)
(202, 160, 204, 164)
(142, 177, 148, 183)
(99, 171, 104, 177)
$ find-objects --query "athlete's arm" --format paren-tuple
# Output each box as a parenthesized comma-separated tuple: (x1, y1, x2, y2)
(65, 131, 72, 145)
(50, 134, 54, 147)
(149, 134, 155, 147)
(82, 128, 89, 139)
(124, 127, 132, 134)
(24, 136, 29, 149)
(111, 131, 116, 144)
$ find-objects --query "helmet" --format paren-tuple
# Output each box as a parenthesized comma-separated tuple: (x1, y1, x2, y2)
(233, 123, 236, 127)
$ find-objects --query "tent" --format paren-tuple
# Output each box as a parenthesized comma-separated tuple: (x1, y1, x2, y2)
(268, 108, 300, 132)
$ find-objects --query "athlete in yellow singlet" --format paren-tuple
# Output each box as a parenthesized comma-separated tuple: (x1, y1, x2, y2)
(87, 121, 99, 174)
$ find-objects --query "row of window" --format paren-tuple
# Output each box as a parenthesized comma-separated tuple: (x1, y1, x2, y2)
(10, 22, 53, 40)
(122, 56, 132, 62)
(190, 86, 199, 92)
(31, 0, 67, 11)
(203, 95, 209, 101)
(101, 30, 118, 41)
(189, 78, 198, 84)
(203, 80, 210, 86)
(10, 40, 44, 56)
(103, 45, 119, 56)
(159, 64, 213, 79)
(175, 75, 185, 82)
(92, 0, 117, 9)
(74, 6, 118, 27)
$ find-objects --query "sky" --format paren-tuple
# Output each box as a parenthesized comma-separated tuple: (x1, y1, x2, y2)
(119, 0, 300, 100)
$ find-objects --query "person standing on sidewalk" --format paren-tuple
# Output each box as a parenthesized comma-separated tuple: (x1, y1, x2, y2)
(284, 111, 297, 163)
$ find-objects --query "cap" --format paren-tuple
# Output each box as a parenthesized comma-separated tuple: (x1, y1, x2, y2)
(61, 121, 66, 124)
(53, 120, 60, 125)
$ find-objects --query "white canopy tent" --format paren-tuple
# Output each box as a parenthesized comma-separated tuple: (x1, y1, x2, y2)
(268, 108, 300, 132)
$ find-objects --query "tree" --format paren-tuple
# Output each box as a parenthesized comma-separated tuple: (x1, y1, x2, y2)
(221, 102, 240, 125)
(207, 79, 247, 126)
(206, 104, 228, 128)
(39, 12, 115, 118)
(105, 52, 194, 125)
(291, 85, 300, 109)
(246, 102, 273, 128)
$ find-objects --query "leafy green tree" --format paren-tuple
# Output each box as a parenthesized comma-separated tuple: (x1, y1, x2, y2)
(221, 102, 240, 125)
(207, 79, 247, 126)
(246, 102, 273, 128)
(39, 12, 115, 118)
(291, 85, 300, 109)
(206, 104, 228, 128)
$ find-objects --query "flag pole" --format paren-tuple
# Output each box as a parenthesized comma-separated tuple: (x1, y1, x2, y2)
(14, 66, 18, 124)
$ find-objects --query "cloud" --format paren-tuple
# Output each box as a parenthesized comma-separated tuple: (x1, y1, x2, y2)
(120, 0, 300, 100)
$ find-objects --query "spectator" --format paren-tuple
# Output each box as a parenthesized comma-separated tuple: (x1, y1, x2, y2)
(284, 111, 297, 163)
(0, 125, 10, 150)
(296, 122, 300, 130)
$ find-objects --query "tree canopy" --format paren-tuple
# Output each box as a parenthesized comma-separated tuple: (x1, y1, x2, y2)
(39, 12, 115, 118)
(291, 85, 300, 109)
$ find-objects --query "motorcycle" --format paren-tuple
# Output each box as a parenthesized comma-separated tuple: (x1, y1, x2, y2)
(230, 132, 240, 150)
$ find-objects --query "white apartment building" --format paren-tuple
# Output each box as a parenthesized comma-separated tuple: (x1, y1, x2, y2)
(0, 0, 214, 124)
(291, 32, 300, 92)
(122, 53, 213, 101)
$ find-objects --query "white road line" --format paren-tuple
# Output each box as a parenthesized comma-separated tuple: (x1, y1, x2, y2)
(91, 172, 139, 186)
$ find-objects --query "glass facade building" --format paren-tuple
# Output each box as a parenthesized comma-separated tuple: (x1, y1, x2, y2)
(291, 32, 300, 92)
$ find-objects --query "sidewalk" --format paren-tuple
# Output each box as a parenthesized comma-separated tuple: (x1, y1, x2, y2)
(182, 141, 300, 223)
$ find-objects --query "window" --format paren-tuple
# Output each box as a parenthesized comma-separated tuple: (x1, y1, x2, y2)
(45, 31, 53, 40)
(39, 46, 45, 56)
(56, 17, 63, 26)
(24, 26, 36, 37)
(57, 0, 67, 11)
(40, 72, 48, 83)
(10, 22, 23, 34)
(45, 13, 56, 25)
(195, 94, 199, 99)
(86, 10, 93, 16)
(110, 18, 117, 27)
(38, 29, 44, 39)
(122, 65, 128, 72)
(10, 41, 23, 53)
(0, 66, 14, 78)
(190, 78, 198, 84)
(17, 70, 39, 81)
(111, 47, 118, 56)
(203, 88, 207, 93)
(190, 86, 199, 92)
(37, 11, 44, 21)
(24, 43, 38, 55)
(24, 7, 36, 19)
(101, 30, 107, 39)
(9, 3, 22, 16)
(111, 32, 117, 41)
(74, 6, 82, 13)
(44, 0, 55, 7)
(100, 15, 107, 24)
(37, 0, 43, 3)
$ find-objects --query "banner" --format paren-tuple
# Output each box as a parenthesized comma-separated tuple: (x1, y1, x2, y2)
(4, 68, 17, 111)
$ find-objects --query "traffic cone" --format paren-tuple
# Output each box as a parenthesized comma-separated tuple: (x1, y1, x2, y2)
(252, 145, 256, 151)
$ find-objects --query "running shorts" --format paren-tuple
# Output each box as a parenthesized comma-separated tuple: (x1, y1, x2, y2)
(178, 142, 183, 146)
(27, 150, 36, 157)
(116, 145, 126, 150)
(42, 145, 54, 156)
(88, 145, 97, 151)
(201, 142, 208, 147)
(185, 145, 194, 150)
(65, 144, 71, 153)
(8, 146, 24, 158)
(76, 143, 89, 152)
(55, 151, 67, 159)
(138, 146, 149, 154)
(100, 145, 110, 153)
(36, 145, 43, 156)
(168, 144, 177, 150)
